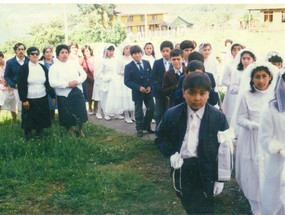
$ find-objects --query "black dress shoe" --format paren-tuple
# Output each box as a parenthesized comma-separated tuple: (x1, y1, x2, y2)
(144, 126, 155, 134)
(137, 130, 143, 137)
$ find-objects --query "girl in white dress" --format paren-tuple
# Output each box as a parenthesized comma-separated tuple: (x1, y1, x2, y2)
(222, 43, 245, 122)
(0, 52, 16, 122)
(199, 43, 218, 82)
(117, 43, 134, 123)
(142, 42, 156, 69)
(229, 49, 256, 136)
(95, 44, 123, 121)
(259, 68, 285, 215)
(234, 62, 278, 215)
(266, 51, 283, 70)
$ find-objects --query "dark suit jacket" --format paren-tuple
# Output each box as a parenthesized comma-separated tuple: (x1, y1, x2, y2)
(124, 60, 152, 102)
(17, 63, 55, 103)
(174, 72, 219, 106)
(161, 66, 187, 97)
(4, 56, 29, 88)
(151, 58, 167, 97)
(155, 102, 229, 194)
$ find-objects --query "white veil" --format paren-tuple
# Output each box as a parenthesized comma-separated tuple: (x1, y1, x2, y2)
(272, 67, 285, 112)
(230, 61, 279, 134)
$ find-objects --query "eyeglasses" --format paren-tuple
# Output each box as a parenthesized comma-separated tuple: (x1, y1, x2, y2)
(30, 52, 39, 56)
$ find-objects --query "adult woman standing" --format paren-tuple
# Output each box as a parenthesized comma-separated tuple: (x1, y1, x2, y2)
(80, 45, 95, 114)
(39, 45, 57, 120)
(49, 44, 87, 137)
(17, 47, 55, 139)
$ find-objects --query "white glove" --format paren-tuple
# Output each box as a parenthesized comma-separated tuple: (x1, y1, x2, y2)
(230, 85, 239, 94)
(213, 181, 224, 196)
(279, 149, 285, 158)
(248, 122, 259, 131)
(170, 152, 184, 169)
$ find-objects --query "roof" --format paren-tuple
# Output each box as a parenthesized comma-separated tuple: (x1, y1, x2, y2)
(168, 16, 193, 27)
(246, 4, 285, 11)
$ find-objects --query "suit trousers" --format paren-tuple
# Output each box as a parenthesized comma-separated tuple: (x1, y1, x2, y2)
(134, 95, 154, 132)
(154, 94, 167, 128)
(173, 157, 214, 214)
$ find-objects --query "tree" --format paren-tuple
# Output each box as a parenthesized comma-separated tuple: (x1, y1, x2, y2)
(75, 4, 126, 46)
(77, 4, 118, 29)
(28, 19, 65, 49)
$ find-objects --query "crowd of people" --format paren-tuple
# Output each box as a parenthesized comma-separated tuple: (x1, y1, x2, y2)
(0, 39, 285, 214)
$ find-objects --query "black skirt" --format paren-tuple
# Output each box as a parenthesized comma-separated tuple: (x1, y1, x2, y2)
(22, 95, 51, 130)
(57, 87, 88, 127)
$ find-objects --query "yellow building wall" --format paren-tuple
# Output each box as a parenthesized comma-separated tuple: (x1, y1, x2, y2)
(119, 13, 164, 33)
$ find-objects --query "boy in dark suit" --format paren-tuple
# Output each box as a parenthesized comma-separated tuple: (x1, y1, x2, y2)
(124, 45, 154, 137)
(151, 40, 173, 128)
(180, 40, 195, 67)
(155, 72, 229, 214)
(162, 49, 186, 108)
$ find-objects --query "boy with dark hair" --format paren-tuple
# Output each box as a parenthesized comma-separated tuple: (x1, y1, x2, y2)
(180, 40, 195, 67)
(124, 45, 155, 137)
(151, 40, 173, 128)
(161, 48, 186, 108)
(155, 72, 230, 214)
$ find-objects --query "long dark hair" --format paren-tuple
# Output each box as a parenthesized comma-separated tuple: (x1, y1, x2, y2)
(237, 50, 256, 71)
(250, 66, 272, 92)
(144, 42, 155, 58)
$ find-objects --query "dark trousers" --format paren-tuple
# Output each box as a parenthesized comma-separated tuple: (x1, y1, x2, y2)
(134, 95, 154, 132)
(154, 94, 167, 128)
(172, 157, 214, 214)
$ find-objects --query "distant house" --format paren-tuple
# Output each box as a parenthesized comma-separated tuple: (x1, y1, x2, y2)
(119, 12, 167, 34)
(166, 16, 194, 30)
(247, 5, 285, 28)
(116, 5, 194, 40)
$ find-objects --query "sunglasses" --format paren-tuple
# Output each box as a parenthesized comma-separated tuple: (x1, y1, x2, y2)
(30, 52, 39, 56)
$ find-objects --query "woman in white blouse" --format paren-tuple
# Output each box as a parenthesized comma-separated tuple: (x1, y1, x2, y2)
(49, 44, 87, 137)
(17, 47, 55, 140)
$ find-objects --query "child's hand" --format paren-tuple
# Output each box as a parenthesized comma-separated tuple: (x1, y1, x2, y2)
(213, 181, 224, 196)
(139, 87, 146, 93)
(145, 87, 151, 94)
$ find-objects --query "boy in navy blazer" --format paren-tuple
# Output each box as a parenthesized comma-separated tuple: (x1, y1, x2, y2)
(124, 45, 154, 137)
(151, 40, 173, 128)
(155, 72, 229, 214)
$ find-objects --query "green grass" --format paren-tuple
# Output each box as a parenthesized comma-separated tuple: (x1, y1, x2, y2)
(0, 111, 251, 214)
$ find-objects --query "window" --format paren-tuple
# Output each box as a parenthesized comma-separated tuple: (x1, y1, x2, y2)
(138, 25, 145, 32)
(264, 11, 273, 22)
(140, 15, 145, 22)
(282, 11, 285, 23)
(152, 14, 157, 21)
(127, 16, 133, 22)
(127, 26, 132, 32)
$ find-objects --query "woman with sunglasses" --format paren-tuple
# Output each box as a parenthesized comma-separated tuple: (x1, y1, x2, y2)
(17, 46, 56, 140)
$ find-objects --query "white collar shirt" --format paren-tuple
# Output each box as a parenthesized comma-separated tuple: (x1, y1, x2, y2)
(180, 104, 206, 159)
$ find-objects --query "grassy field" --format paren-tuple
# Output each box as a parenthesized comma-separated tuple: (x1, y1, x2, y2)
(0, 112, 251, 214)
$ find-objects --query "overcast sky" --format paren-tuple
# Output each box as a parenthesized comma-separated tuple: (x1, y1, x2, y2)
(0, 4, 78, 43)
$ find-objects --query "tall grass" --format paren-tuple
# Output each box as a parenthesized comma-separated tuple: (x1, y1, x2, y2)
(0, 112, 250, 214)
